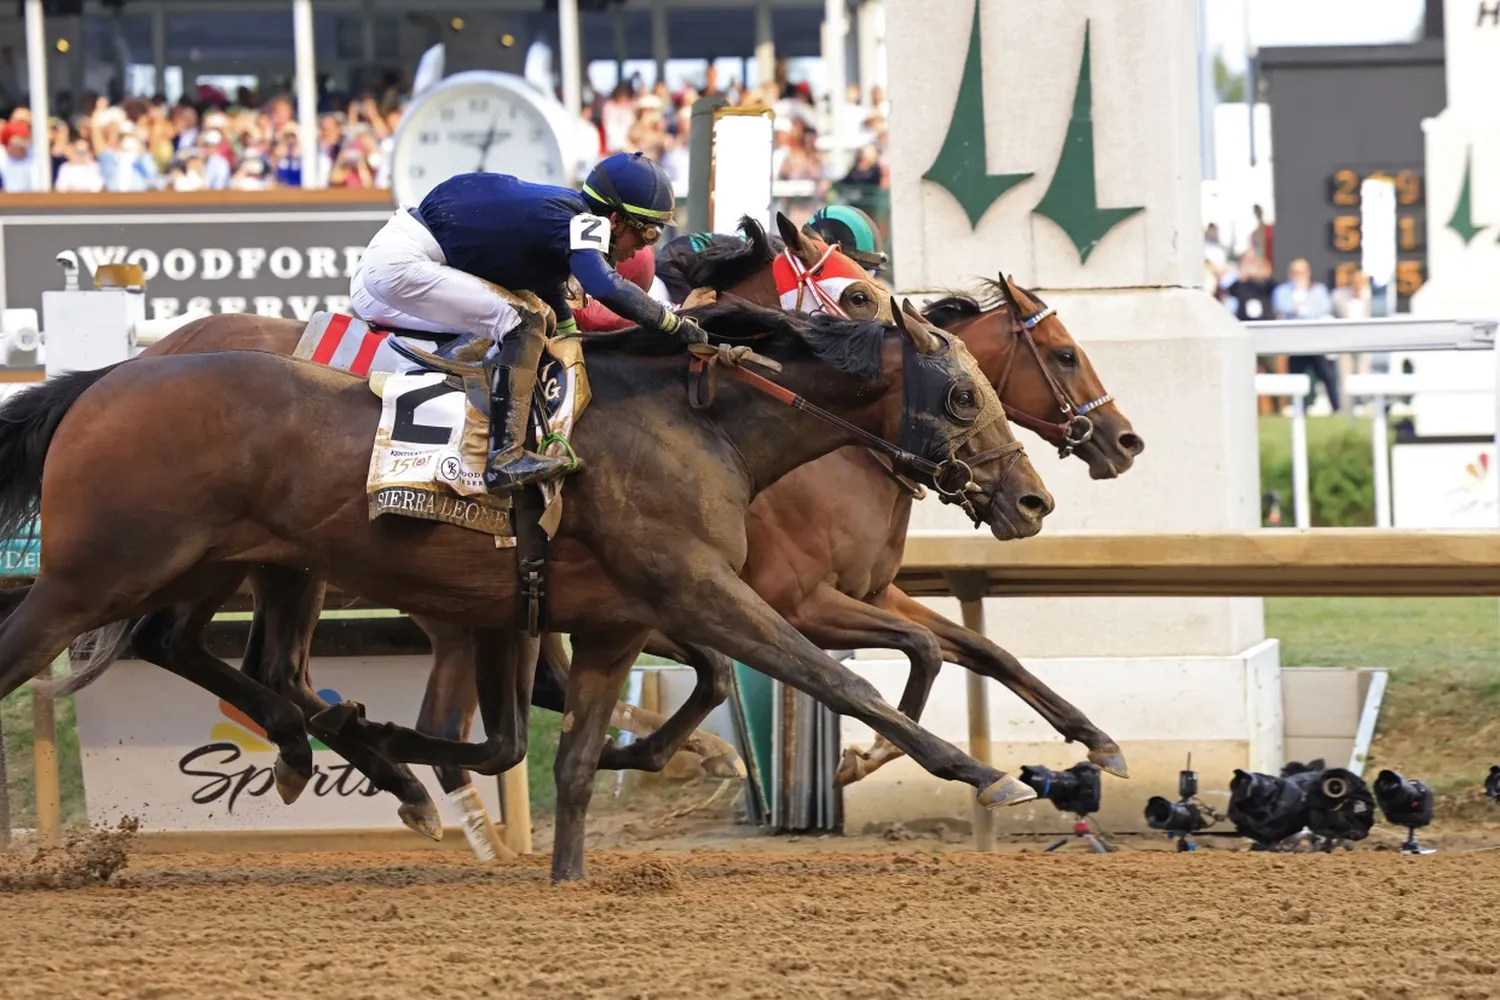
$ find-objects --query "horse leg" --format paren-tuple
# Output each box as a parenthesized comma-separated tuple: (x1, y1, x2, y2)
(546, 632, 744, 775)
(0, 578, 103, 700)
(876, 586, 1127, 777)
(645, 562, 1032, 807)
(130, 601, 316, 802)
(245, 566, 444, 839)
(771, 582, 946, 787)
(309, 624, 537, 775)
(408, 617, 513, 860)
(596, 634, 745, 777)
(551, 625, 650, 883)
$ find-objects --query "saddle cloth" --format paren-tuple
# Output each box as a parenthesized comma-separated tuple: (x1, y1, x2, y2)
(293, 311, 590, 541)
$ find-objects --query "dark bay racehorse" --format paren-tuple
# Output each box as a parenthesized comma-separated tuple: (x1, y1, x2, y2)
(46, 221, 1141, 850)
(0, 299, 1052, 881)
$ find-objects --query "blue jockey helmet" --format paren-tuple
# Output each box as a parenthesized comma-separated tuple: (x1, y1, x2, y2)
(582, 152, 676, 226)
(806, 204, 887, 272)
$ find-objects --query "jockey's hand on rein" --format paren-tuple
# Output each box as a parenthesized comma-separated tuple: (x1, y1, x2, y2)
(669, 314, 710, 345)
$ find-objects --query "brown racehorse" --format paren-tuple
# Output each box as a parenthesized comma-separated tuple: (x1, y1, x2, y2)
(53, 224, 1140, 848)
(0, 298, 1053, 881)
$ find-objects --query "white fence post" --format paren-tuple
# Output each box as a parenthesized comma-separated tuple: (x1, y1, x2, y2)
(1372, 393, 1391, 528)
(1289, 391, 1310, 528)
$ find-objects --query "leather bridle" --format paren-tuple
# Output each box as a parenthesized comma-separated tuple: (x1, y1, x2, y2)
(993, 300, 1114, 458)
(686, 340, 1021, 527)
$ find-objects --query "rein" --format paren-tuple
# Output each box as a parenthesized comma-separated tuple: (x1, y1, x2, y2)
(994, 302, 1114, 458)
(686, 342, 1022, 525)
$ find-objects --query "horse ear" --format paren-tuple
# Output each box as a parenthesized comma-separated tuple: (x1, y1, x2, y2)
(896, 298, 944, 356)
(776, 211, 803, 252)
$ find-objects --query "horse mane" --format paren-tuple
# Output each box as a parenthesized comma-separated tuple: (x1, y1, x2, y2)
(679, 216, 783, 291)
(580, 298, 887, 382)
(922, 278, 1049, 328)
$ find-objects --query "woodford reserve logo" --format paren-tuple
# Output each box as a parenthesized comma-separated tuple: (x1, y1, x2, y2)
(69, 241, 367, 321)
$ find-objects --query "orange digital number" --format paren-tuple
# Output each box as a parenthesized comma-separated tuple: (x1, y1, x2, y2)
(1331, 215, 1361, 252)
(1330, 169, 1360, 206)
(1395, 170, 1423, 206)
(1397, 260, 1425, 297)
(1398, 215, 1421, 251)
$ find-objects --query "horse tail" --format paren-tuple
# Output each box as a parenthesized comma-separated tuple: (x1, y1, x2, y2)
(0, 364, 122, 542)
(30, 619, 135, 696)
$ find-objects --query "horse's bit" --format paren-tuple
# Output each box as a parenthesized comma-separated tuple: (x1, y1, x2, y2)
(994, 302, 1114, 458)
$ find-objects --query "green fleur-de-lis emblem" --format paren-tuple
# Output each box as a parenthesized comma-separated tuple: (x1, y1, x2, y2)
(922, 5, 1144, 264)
(1447, 146, 1484, 245)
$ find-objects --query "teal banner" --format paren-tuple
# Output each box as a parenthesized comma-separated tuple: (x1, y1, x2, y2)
(0, 521, 39, 577)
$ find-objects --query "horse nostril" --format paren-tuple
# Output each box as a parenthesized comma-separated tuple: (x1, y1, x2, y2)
(1118, 431, 1144, 456)
(1017, 491, 1054, 520)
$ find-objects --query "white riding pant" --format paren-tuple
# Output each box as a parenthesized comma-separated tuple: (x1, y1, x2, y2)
(350, 209, 521, 344)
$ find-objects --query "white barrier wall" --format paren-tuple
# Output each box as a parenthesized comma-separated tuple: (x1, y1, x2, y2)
(73, 657, 502, 833)
(873, 0, 1271, 827)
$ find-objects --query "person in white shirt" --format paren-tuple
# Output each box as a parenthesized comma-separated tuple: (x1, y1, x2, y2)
(54, 139, 104, 192)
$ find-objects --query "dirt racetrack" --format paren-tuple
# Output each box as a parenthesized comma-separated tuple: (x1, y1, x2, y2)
(3, 842, 1500, 1000)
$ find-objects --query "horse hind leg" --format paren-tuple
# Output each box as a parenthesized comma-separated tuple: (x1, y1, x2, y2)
(249, 568, 444, 841)
(0, 578, 106, 701)
(778, 582, 947, 787)
(131, 605, 315, 801)
(597, 633, 745, 778)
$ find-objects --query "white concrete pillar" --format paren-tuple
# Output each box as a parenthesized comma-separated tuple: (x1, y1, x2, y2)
(612, 7, 627, 80)
(865, 0, 1271, 831)
(558, 0, 582, 116)
(151, 6, 166, 98)
(821, 0, 846, 114)
(754, 1, 775, 91)
(293, 0, 320, 189)
(855, 0, 883, 103)
(1407, 0, 1500, 437)
(23, 0, 49, 193)
(651, 1, 669, 89)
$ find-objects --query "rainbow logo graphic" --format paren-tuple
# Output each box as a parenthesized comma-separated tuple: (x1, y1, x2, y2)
(212, 689, 342, 752)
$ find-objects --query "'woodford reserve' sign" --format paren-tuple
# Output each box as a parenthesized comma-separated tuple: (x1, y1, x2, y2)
(0, 205, 390, 321)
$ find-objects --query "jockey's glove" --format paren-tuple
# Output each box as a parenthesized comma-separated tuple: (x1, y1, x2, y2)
(672, 315, 709, 345)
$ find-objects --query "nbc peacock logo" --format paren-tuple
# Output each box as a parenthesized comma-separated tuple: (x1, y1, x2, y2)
(210, 689, 342, 752)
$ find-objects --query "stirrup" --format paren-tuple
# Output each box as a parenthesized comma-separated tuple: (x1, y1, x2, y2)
(484, 450, 575, 493)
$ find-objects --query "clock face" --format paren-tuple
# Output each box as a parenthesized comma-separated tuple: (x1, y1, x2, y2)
(391, 77, 566, 207)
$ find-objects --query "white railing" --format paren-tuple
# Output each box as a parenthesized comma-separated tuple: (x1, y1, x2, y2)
(1247, 316, 1500, 530)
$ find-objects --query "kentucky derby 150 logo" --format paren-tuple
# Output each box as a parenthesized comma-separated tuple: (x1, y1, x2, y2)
(178, 689, 382, 813)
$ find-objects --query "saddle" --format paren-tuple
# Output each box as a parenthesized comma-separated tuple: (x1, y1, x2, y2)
(293, 309, 591, 634)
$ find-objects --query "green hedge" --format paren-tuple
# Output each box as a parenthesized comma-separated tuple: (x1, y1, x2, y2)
(1258, 416, 1379, 527)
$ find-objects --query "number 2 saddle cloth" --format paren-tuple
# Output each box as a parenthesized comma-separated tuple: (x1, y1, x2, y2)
(292, 310, 590, 545)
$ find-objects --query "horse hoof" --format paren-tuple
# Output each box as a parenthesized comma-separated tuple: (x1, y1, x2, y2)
(398, 801, 444, 842)
(699, 751, 747, 779)
(273, 755, 311, 805)
(308, 700, 361, 738)
(834, 746, 869, 789)
(977, 774, 1037, 808)
(1089, 747, 1130, 779)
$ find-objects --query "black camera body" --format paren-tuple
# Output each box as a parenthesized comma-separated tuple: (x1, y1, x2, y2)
(1373, 770, 1434, 828)
(1228, 760, 1374, 849)
(1020, 762, 1102, 815)
(1486, 765, 1500, 802)
(1144, 767, 1213, 836)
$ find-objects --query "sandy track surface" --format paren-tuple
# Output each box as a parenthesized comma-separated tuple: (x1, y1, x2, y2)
(2, 843, 1500, 1000)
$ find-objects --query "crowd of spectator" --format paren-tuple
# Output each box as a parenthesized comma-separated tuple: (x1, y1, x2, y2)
(575, 65, 891, 195)
(0, 60, 890, 198)
(1207, 206, 1382, 414)
(0, 81, 408, 194)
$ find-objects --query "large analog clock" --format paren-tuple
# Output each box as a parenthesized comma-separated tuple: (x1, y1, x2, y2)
(390, 71, 571, 207)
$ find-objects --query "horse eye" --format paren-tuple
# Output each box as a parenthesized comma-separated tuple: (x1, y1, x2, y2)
(1056, 349, 1079, 368)
(849, 291, 869, 305)
(957, 390, 976, 407)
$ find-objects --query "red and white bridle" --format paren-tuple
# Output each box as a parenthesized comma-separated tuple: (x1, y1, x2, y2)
(773, 245, 868, 318)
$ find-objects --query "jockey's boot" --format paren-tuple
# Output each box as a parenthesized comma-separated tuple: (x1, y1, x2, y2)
(484, 325, 575, 493)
